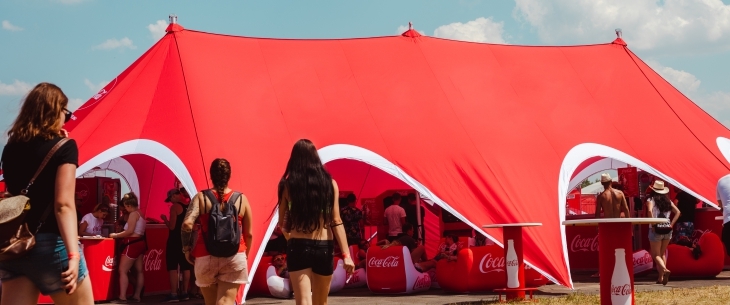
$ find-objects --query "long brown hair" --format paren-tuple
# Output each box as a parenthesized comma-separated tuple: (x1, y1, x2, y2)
(210, 158, 232, 203)
(7, 83, 68, 143)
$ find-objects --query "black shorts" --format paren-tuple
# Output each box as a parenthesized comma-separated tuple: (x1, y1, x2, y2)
(722, 222, 730, 255)
(387, 233, 403, 242)
(166, 244, 192, 271)
(286, 238, 334, 276)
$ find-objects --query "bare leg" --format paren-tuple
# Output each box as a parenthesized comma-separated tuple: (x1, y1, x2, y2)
(168, 269, 179, 296)
(660, 239, 671, 283)
(410, 245, 426, 264)
(50, 275, 94, 305)
(118, 256, 135, 300)
(290, 269, 313, 305)
(649, 241, 665, 282)
(0, 276, 40, 305)
(200, 285, 218, 305)
(182, 270, 191, 295)
(215, 281, 240, 305)
(132, 256, 145, 300)
(310, 273, 332, 305)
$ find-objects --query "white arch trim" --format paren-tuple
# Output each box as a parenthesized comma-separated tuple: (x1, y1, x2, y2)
(317, 144, 564, 288)
(716, 137, 730, 168)
(96, 157, 140, 198)
(567, 158, 628, 192)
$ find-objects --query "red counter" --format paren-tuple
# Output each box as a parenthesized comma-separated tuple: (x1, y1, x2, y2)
(566, 216, 599, 270)
(140, 224, 171, 295)
(38, 238, 116, 304)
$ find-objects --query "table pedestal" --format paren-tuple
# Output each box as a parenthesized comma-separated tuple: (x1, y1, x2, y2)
(503, 227, 526, 300)
(598, 223, 635, 305)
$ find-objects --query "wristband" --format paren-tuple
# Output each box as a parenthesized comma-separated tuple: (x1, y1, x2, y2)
(67, 252, 80, 260)
(342, 252, 351, 259)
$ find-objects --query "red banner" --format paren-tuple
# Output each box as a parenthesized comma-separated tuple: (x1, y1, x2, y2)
(617, 167, 638, 197)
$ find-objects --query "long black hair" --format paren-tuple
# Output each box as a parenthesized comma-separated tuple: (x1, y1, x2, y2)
(210, 158, 231, 205)
(280, 139, 334, 234)
(651, 191, 672, 213)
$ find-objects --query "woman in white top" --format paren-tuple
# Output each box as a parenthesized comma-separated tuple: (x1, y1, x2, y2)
(645, 181, 680, 286)
(79, 203, 109, 236)
(110, 192, 146, 303)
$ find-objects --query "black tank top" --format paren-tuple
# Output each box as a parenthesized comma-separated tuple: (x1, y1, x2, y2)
(167, 202, 189, 248)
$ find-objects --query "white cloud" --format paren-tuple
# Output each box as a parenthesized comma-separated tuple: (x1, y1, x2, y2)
(433, 17, 506, 43)
(646, 60, 701, 93)
(148, 20, 168, 40)
(2, 20, 23, 32)
(513, 0, 730, 51)
(84, 79, 107, 93)
(0, 80, 33, 96)
(68, 98, 85, 111)
(92, 37, 136, 51)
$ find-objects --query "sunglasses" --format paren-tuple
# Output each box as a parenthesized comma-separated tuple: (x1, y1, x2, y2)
(63, 108, 73, 123)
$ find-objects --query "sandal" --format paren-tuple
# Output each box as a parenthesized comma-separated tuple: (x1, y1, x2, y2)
(110, 299, 127, 304)
(662, 270, 671, 286)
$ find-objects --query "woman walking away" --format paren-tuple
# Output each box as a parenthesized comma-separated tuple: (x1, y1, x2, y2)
(0, 83, 93, 305)
(181, 159, 253, 305)
(646, 180, 680, 286)
(110, 192, 146, 303)
(278, 139, 356, 305)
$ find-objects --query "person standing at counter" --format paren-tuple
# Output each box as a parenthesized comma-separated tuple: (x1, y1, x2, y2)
(110, 192, 146, 303)
(340, 194, 363, 246)
(595, 173, 630, 218)
(646, 181, 680, 286)
(79, 204, 109, 237)
(160, 188, 192, 302)
(672, 187, 698, 245)
(0, 83, 93, 304)
(717, 174, 730, 256)
(384, 193, 406, 242)
(181, 158, 253, 305)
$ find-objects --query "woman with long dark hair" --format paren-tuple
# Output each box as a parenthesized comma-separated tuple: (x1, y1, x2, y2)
(278, 139, 355, 305)
(0, 83, 93, 304)
(645, 180, 680, 286)
(181, 159, 253, 305)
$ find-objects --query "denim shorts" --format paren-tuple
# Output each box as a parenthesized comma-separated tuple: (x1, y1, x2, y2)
(0, 233, 89, 295)
(286, 238, 334, 276)
(648, 229, 672, 242)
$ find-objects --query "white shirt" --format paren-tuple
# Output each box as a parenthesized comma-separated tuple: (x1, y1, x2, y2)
(80, 213, 103, 236)
(717, 174, 730, 224)
(383, 204, 406, 236)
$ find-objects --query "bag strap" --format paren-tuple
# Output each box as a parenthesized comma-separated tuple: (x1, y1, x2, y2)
(34, 138, 70, 232)
(22, 138, 70, 195)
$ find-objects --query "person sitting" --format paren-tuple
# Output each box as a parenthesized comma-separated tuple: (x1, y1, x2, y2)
(473, 230, 488, 247)
(356, 240, 369, 269)
(272, 254, 289, 278)
(79, 203, 109, 237)
(379, 223, 437, 271)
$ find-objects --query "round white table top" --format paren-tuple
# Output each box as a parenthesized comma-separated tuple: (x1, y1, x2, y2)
(563, 218, 668, 226)
(716, 216, 725, 221)
(482, 223, 543, 228)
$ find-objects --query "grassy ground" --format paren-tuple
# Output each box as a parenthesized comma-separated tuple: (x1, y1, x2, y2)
(454, 285, 730, 305)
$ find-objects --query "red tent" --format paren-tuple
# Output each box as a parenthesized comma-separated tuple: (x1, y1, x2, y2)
(61, 22, 730, 297)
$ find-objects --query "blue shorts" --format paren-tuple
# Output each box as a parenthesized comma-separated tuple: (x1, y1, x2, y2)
(0, 233, 89, 295)
(648, 229, 672, 242)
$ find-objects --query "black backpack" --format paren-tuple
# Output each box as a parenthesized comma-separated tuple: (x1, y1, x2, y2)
(202, 190, 242, 257)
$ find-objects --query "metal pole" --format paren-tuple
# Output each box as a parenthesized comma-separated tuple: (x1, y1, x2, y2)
(416, 192, 423, 241)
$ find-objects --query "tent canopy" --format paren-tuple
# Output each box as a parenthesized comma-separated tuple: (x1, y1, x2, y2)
(62, 23, 730, 293)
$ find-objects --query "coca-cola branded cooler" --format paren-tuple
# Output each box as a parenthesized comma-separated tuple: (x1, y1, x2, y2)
(38, 238, 116, 304)
(566, 221, 600, 270)
(137, 224, 169, 295)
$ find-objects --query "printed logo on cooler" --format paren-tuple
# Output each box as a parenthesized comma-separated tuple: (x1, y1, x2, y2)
(368, 256, 399, 268)
(506, 259, 519, 267)
(478, 253, 505, 274)
(610, 284, 631, 296)
(102, 255, 114, 272)
(570, 234, 599, 252)
(144, 249, 163, 272)
(412, 274, 430, 290)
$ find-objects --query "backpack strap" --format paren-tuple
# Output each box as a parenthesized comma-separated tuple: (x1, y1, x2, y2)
(202, 190, 218, 214)
(34, 138, 70, 233)
(228, 192, 242, 216)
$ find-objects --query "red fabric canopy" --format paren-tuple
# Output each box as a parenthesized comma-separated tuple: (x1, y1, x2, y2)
(63, 23, 730, 295)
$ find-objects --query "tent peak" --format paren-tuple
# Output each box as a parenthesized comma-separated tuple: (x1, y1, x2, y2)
(612, 28, 627, 46)
(166, 14, 184, 33)
(401, 21, 422, 38)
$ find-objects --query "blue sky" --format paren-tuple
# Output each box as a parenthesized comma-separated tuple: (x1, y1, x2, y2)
(2, 0, 730, 148)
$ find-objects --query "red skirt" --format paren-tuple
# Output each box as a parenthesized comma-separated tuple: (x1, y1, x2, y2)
(121, 237, 147, 259)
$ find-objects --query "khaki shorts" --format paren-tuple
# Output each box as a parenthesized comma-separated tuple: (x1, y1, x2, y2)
(194, 252, 249, 287)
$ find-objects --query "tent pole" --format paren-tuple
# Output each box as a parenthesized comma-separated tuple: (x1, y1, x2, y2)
(416, 192, 423, 242)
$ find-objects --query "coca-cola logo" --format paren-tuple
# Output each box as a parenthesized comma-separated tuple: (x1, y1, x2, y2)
(611, 284, 631, 296)
(691, 229, 711, 243)
(506, 259, 519, 267)
(570, 234, 599, 252)
(412, 274, 430, 290)
(633, 252, 652, 266)
(144, 249, 163, 271)
(478, 253, 505, 274)
(368, 256, 400, 268)
(102, 255, 114, 272)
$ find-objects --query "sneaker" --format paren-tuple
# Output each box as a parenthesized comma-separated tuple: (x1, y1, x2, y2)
(179, 293, 190, 301)
(161, 294, 179, 302)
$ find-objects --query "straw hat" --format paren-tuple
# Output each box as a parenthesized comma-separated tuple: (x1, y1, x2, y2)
(600, 173, 612, 183)
(649, 180, 670, 194)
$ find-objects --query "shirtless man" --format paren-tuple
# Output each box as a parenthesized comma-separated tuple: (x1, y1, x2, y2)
(595, 173, 630, 218)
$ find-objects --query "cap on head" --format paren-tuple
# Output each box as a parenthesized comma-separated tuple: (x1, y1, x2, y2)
(165, 188, 180, 202)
